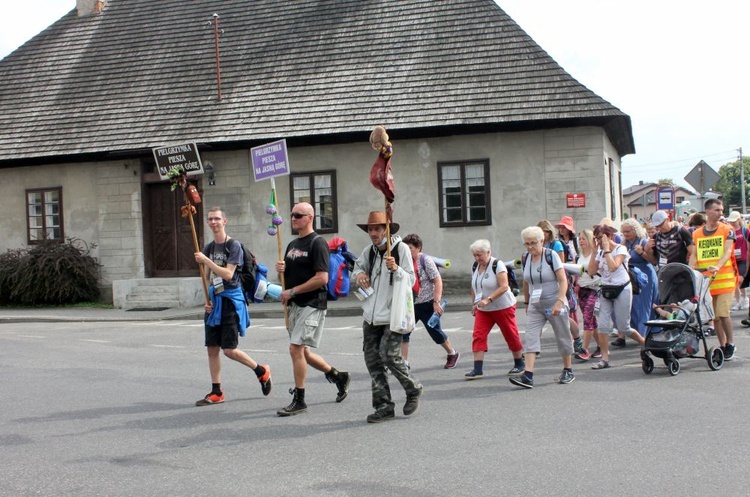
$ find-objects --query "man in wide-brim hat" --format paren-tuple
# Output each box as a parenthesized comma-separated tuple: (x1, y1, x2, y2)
(352, 211, 423, 423)
(356, 210, 400, 235)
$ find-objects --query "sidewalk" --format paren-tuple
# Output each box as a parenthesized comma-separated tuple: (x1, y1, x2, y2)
(0, 293, 479, 323)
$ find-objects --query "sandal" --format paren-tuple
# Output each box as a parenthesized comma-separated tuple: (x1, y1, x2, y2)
(591, 360, 610, 370)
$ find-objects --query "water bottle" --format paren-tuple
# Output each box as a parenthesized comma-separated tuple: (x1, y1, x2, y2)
(427, 299, 447, 328)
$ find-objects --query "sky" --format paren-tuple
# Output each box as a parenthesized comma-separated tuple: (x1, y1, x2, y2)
(0, 1, 747, 192)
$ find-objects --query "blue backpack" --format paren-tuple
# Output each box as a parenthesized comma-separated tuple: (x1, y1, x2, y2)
(325, 237, 354, 300)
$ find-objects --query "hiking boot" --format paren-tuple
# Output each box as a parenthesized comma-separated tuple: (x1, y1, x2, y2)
(611, 338, 627, 347)
(592, 347, 602, 359)
(195, 392, 224, 406)
(558, 370, 575, 384)
(366, 409, 395, 423)
(509, 374, 534, 389)
(724, 343, 736, 361)
(507, 365, 525, 376)
(741, 319, 750, 328)
(334, 371, 351, 403)
(277, 388, 307, 417)
(444, 352, 460, 369)
(403, 387, 423, 416)
(574, 348, 591, 361)
(258, 365, 272, 396)
(464, 370, 483, 380)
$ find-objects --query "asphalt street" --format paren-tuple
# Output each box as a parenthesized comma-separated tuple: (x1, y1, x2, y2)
(1, 309, 749, 496)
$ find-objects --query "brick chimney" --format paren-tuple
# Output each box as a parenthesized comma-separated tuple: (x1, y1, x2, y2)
(77, 0, 105, 16)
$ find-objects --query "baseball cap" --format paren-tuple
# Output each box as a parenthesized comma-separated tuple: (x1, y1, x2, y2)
(726, 211, 742, 223)
(651, 210, 669, 227)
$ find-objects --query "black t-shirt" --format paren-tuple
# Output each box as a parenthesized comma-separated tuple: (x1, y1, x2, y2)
(652, 226, 693, 265)
(202, 238, 243, 289)
(284, 233, 329, 309)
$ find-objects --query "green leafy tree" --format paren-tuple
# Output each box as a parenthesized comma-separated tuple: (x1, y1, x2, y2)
(713, 157, 750, 210)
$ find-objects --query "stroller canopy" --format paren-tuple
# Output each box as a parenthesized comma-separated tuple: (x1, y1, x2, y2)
(656, 263, 714, 324)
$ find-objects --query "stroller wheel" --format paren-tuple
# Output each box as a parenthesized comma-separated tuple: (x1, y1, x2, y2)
(708, 346, 724, 371)
(642, 356, 654, 374)
(667, 359, 681, 376)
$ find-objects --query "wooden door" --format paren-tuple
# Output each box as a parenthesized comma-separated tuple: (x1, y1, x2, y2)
(143, 182, 203, 277)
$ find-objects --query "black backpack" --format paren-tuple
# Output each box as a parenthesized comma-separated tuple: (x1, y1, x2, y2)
(367, 241, 403, 285)
(472, 258, 520, 296)
(209, 238, 259, 304)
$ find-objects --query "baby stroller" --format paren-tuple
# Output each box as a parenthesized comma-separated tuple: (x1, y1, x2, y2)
(640, 263, 724, 376)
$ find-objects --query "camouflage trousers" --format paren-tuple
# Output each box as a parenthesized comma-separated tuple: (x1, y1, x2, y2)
(362, 321, 422, 413)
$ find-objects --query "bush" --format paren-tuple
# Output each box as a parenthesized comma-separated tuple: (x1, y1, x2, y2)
(0, 238, 101, 306)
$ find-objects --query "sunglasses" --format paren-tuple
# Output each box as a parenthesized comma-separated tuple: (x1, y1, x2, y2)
(290, 212, 310, 219)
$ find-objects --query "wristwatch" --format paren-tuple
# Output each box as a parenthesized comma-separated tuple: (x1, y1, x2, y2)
(290, 288, 296, 298)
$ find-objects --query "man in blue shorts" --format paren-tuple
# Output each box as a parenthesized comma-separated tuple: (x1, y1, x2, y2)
(193, 207, 272, 406)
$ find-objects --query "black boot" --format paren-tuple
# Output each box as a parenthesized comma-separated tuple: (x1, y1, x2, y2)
(277, 388, 307, 417)
(326, 369, 351, 403)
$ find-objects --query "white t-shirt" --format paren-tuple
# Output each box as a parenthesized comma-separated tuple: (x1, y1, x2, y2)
(523, 249, 564, 301)
(595, 245, 630, 285)
(471, 257, 516, 311)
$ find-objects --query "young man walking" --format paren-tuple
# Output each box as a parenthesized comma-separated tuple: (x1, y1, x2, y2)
(689, 199, 737, 360)
(275, 202, 350, 416)
(193, 207, 272, 406)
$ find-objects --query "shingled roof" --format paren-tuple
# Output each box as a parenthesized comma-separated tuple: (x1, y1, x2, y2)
(0, 0, 634, 166)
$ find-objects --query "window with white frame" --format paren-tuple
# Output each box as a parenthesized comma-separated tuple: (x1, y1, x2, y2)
(438, 160, 491, 227)
(26, 187, 64, 243)
(290, 171, 337, 233)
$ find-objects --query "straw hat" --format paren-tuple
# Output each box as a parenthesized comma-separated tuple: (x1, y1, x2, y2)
(356, 211, 400, 234)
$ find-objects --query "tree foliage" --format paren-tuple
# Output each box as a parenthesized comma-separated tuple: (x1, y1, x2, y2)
(713, 157, 750, 210)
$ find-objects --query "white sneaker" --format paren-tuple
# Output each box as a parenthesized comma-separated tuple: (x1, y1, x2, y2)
(742, 297, 749, 310)
(731, 301, 741, 311)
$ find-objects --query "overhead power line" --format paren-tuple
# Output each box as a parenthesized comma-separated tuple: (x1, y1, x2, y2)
(623, 149, 739, 169)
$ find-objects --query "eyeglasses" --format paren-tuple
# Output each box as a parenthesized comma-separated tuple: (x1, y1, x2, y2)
(290, 212, 311, 219)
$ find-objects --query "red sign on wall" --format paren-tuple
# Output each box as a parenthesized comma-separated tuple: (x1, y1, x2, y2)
(566, 193, 586, 208)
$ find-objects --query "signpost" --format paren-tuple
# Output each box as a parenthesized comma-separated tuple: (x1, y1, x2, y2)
(251, 139, 291, 328)
(684, 160, 720, 194)
(151, 141, 209, 305)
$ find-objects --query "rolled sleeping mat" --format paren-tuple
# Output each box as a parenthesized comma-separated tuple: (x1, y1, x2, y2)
(428, 256, 451, 269)
(563, 263, 586, 277)
(503, 258, 523, 269)
(266, 283, 282, 301)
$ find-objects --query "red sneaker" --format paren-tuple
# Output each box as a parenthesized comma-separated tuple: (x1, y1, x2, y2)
(258, 365, 273, 396)
(195, 392, 225, 406)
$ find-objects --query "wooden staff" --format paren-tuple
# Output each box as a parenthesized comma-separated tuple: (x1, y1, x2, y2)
(271, 177, 290, 329)
(184, 194, 210, 306)
(385, 197, 391, 257)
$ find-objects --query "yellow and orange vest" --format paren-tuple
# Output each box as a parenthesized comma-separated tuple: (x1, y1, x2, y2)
(693, 223, 738, 295)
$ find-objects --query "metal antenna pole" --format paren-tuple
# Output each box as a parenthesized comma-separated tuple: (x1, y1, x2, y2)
(741, 147, 746, 214)
(213, 14, 222, 101)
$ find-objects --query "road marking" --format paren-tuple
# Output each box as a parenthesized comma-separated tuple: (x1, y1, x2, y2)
(80, 339, 110, 343)
(19, 335, 45, 339)
(326, 326, 358, 330)
(151, 344, 185, 349)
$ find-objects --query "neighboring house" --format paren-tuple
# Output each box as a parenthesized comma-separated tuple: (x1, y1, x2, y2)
(0, 0, 635, 308)
(623, 182, 697, 221)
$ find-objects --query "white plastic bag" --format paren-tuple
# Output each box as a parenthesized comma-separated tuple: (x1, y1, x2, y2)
(390, 272, 416, 333)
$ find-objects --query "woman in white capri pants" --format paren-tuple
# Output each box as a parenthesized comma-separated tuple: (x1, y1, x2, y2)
(510, 226, 575, 389)
(588, 224, 645, 369)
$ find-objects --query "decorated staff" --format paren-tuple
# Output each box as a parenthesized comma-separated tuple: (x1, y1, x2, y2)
(265, 185, 289, 328)
(369, 125, 396, 254)
(167, 164, 210, 306)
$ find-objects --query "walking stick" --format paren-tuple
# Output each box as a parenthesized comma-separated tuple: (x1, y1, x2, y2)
(183, 195, 210, 306)
(270, 177, 290, 330)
